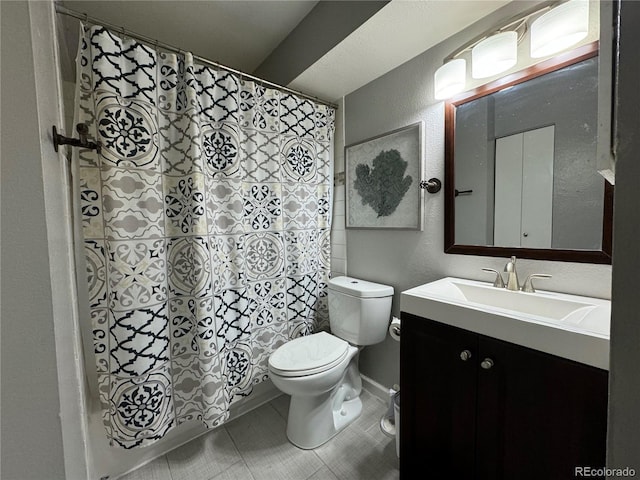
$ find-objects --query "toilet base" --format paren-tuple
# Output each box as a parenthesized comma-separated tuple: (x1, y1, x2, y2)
(332, 396, 363, 434)
(286, 388, 363, 450)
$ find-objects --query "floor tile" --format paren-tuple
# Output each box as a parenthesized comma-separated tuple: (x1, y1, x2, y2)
(306, 464, 341, 480)
(352, 390, 388, 433)
(225, 402, 324, 480)
(269, 393, 290, 420)
(119, 456, 172, 480)
(209, 460, 256, 480)
(166, 427, 240, 480)
(118, 387, 400, 480)
(314, 418, 399, 480)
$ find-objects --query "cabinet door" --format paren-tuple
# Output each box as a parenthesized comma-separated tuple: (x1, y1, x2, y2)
(475, 335, 608, 480)
(400, 313, 478, 478)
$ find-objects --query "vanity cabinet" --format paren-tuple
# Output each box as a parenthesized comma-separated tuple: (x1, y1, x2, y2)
(399, 312, 608, 480)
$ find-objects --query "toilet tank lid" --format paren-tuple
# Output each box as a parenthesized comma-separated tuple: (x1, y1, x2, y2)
(328, 276, 394, 298)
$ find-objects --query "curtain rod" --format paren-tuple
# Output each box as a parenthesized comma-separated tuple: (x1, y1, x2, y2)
(55, 4, 339, 110)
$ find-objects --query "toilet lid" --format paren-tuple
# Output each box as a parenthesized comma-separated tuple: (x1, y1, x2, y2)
(269, 332, 349, 377)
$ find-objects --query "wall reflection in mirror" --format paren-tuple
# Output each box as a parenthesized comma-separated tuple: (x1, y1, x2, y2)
(445, 45, 612, 263)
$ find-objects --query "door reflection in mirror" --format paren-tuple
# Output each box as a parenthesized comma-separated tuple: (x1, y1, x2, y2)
(454, 55, 603, 251)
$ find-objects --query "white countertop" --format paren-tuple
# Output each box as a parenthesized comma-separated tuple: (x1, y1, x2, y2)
(401, 277, 610, 370)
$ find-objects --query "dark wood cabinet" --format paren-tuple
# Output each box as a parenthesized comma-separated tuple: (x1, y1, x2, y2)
(400, 312, 608, 480)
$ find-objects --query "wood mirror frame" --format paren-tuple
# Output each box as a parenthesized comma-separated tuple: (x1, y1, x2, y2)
(444, 42, 612, 265)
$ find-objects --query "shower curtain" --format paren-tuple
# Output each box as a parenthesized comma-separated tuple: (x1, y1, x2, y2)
(74, 23, 334, 449)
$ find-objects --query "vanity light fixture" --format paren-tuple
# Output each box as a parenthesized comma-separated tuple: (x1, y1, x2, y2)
(530, 0, 589, 58)
(433, 0, 592, 100)
(471, 31, 518, 79)
(434, 58, 466, 100)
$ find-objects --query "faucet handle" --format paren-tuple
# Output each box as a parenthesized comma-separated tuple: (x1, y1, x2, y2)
(482, 268, 505, 288)
(521, 274, 552, 293)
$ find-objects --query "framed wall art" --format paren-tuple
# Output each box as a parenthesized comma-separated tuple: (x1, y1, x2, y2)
(345, 122, 423, 230)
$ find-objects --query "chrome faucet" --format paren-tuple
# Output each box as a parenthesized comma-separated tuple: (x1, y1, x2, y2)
(483, 256, 552, 293)
(521, 273, 552, 293)
(504, 256, 519, 291)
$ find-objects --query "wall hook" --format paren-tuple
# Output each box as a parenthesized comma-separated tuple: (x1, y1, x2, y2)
(53, 123, 101, 154)
(420, 178, 442, 194)
(454, 189, 473, 197)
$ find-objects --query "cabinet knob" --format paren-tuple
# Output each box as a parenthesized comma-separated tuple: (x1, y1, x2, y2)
(460, 350, 472, 361)
(481, 358, 494, 370)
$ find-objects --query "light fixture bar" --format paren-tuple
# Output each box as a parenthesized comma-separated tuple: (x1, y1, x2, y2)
(432, 0, 593, 100)
(444, 1, 556, 62)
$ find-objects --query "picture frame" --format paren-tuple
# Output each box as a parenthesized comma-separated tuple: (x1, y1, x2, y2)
(345, 122, 424, 230)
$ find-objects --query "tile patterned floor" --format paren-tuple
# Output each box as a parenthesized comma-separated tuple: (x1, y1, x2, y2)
(120, 390, 399, 480)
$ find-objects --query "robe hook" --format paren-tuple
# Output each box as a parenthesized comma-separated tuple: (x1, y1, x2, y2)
(420, 178, 442, 194)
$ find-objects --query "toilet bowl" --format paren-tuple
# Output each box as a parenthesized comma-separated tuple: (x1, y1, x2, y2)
(269, 332, 361, 449)
(268, 276, 394, 449)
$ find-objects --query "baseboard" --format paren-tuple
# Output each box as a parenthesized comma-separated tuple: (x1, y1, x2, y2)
(361, 374, 394, 403)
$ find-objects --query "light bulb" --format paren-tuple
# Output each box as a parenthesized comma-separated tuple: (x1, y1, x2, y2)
(434, 59, 466, 100)
(472, 31, 518, 79)
(531, 0, 589, 58)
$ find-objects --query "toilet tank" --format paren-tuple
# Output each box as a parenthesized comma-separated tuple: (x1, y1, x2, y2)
(328, 276, 394, 346)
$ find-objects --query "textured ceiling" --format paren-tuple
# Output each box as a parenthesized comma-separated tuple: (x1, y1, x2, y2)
(57, 0, 516, 102)
(59, 0, 319, 72)
(289, 0, 512, 101)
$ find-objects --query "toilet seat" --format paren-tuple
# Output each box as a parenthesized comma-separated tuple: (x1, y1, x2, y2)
(269, 332, 349, 377)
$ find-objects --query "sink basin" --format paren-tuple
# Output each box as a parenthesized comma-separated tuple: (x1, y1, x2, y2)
(401, 277, 610, 369)
(453, 282, 591, 318)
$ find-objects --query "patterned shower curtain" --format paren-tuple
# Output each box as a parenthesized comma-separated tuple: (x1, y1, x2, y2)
(74, 24, 334, 449)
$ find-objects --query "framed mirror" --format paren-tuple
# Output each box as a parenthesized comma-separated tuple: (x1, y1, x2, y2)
(444, 42, 612, 264)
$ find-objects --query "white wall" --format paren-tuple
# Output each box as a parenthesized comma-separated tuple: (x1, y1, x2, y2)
(1, 2, 89, 479)
(1, 3, 66, 477)
(343, 3, 612, 388)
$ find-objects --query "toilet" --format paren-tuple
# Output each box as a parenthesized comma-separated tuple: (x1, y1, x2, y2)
(268, 276, 394, 449)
